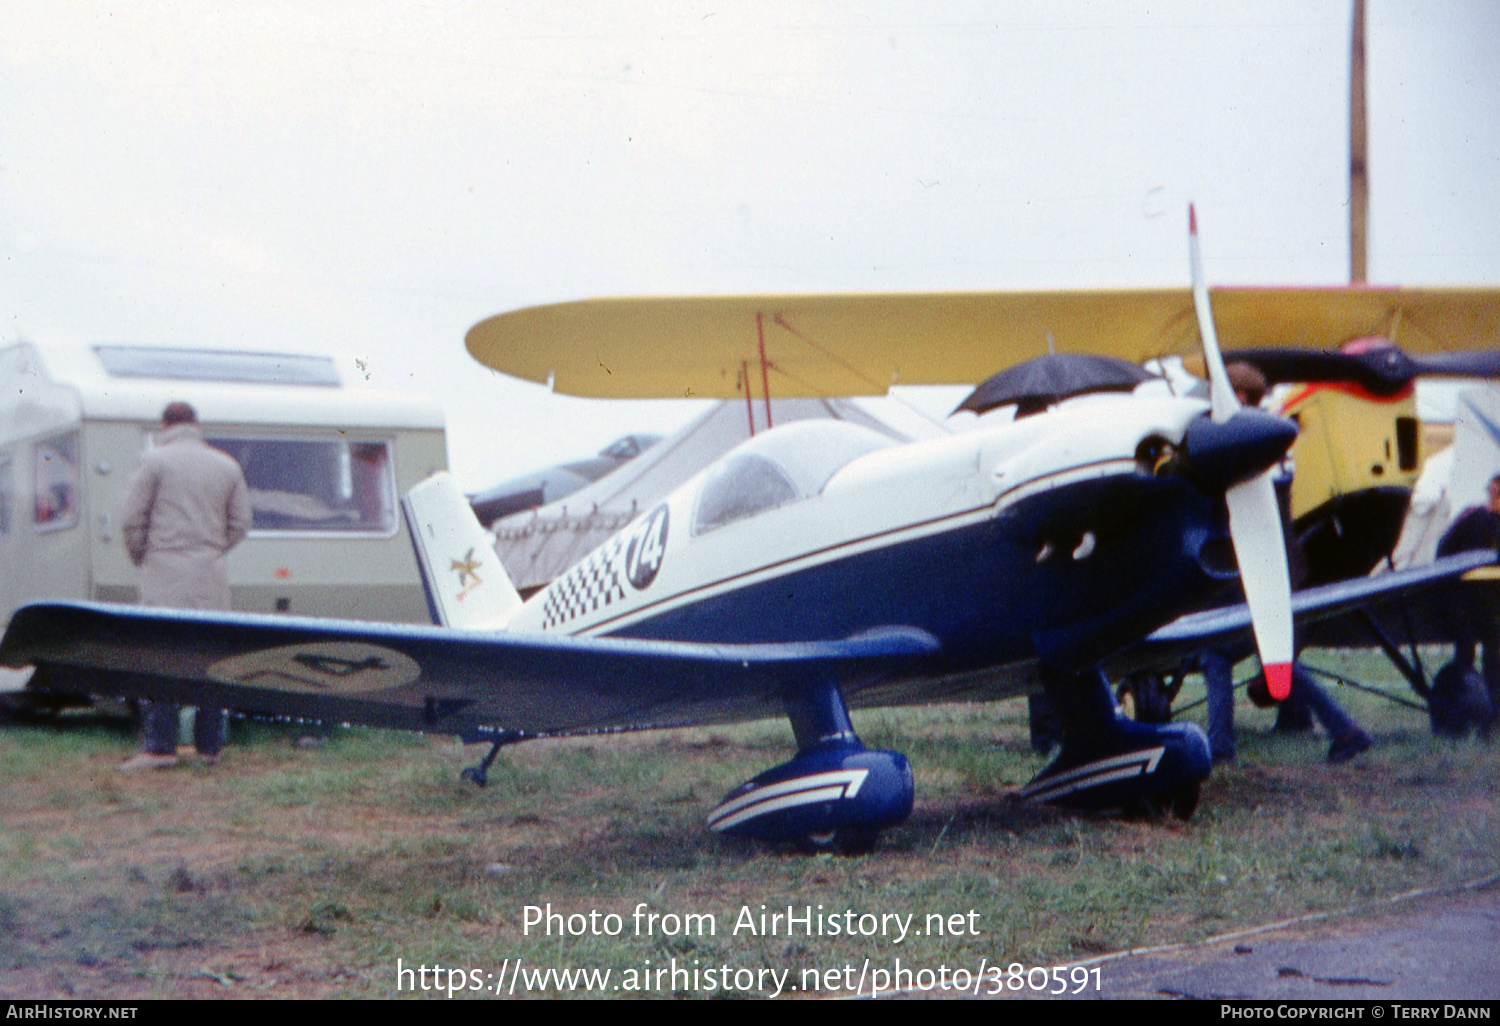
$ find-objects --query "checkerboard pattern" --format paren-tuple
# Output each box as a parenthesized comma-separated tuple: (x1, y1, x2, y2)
(540, 536, 627, 629)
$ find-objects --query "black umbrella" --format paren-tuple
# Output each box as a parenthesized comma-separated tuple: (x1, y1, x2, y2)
(954, 353, 1157, 416)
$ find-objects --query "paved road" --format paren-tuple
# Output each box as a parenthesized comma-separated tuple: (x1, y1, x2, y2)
(1075, 880, 1500, 1000)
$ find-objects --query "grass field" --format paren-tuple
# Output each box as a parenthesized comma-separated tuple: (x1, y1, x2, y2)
(1, 649, 1496, 999)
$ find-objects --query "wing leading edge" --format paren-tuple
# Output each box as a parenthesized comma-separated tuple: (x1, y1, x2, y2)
(3, 555, 1488, 738)
(0, 602, 939, 737)
(465, 287, 1500, 399)
(1112, 550, 1497, 674)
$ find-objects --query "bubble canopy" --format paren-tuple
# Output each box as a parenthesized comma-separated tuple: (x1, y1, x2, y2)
(693, 421, 895, 535)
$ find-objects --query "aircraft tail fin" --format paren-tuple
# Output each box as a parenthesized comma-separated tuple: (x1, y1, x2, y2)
(401, 472, 523, 631)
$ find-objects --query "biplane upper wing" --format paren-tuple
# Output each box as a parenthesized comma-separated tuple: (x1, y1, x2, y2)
(465, 288, 1500, 399)
(0, 602, 939, 737)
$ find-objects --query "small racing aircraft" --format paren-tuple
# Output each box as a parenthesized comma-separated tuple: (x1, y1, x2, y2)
(3, 209, 1496, 852)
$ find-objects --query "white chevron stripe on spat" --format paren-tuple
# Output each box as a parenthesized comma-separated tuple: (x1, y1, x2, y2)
(1018, 746, 1166, 804)
(706, 768, 869, 832)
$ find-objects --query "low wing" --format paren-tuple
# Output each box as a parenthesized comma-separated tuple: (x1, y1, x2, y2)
(465, 287, 1500, 399)
(1111, 550, 1497, 674)
(0, 603, 938, 737)
(4, 555, 1489, 736)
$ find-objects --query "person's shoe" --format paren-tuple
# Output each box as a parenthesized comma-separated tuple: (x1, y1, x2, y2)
(119, 752, 179, 772)
(194, 751, 220, 766)
(1274, 707, 1315, 734)
(1327, 728, 1373, 764)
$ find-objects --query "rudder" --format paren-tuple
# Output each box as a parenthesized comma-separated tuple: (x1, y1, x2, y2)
(401, 472, 522, 630)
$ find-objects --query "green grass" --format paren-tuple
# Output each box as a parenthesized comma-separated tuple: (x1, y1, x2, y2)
(0, 652, 1495, 998)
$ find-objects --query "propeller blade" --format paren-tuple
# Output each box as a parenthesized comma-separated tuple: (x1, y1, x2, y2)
(1226, 471, 1294, 700)
(1222, 346, 1500, 396)
(1408, 350, 1500, 379)
(1189, 205, 1295, 701)
(1188, 205, 1238, 424)
(1221, 347, 1415, 395)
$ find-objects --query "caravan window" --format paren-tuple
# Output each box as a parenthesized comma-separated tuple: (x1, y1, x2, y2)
(34, 433, 79, 532)
(205, 436, 396, 535)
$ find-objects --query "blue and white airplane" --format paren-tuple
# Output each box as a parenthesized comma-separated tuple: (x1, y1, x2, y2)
(2, 210, 1493, 852)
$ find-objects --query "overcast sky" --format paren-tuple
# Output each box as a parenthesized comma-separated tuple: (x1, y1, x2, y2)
(3, 2, 1497, 488)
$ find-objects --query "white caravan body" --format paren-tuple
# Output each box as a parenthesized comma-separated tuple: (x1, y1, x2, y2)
(0, 340, 447, 647)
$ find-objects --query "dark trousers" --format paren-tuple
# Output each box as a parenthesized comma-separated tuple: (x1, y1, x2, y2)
(1199, 650, 1236, 762)
(140, 700, 224, 757)
(1275, 665, 1359, 739)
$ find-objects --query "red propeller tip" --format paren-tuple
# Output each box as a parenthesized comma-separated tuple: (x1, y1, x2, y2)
(1265, 662, 1292, 702)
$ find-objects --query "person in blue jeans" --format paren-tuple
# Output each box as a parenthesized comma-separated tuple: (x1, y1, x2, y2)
(1197, 650, 1237, 764)
(1201, 652, 1371, 764)
(1199, 361, 1371, 765)
(1274, 665, 1372, 763)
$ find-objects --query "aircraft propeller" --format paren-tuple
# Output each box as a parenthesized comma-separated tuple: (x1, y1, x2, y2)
(1218, 345, 1500, 397)
(1188, 205, 1295, 702)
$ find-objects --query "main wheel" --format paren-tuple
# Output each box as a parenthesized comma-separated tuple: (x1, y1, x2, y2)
(1169, 783, 1200, 820)
(799, 827, 880, 856)
(460, 766, 488, 787)
(1430, 660, 1494, 739)
(1116, 672, 1174, 724)
(1129, 784, 1200, 822)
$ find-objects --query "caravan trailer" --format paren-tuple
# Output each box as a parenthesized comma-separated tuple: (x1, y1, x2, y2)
(0, 340, 447, 673)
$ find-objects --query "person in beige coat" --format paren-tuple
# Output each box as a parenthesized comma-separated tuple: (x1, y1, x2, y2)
(118, 401, 252, 771)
